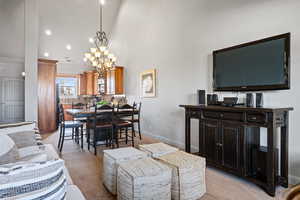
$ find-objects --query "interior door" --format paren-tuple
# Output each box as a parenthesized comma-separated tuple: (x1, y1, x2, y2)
(0, 77, 25, 123)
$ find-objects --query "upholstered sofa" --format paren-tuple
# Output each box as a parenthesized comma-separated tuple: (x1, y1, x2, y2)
(0, 122, 86, 200)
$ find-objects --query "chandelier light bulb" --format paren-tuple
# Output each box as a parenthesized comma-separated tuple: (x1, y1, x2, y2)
(95, 52, 101, 58)
(90, 48, 97, 53)
(108, 54, 114, 59)
(112, 56, 117, 62)
(99, 46, 106, 52)
(83, 57, 88, 62)
(85, 53, 91, 58)
(104, 50, 109, 55)
(92, 61, 97, 66)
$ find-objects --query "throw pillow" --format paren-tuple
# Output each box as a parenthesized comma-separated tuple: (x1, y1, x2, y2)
(0, 135, 19, 165)
(7, 130, 37, 148)
(0, 159, 67, 200)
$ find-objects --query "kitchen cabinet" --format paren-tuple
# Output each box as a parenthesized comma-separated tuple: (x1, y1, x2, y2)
(106, 66, 124, 95)
(79, 66, 124, 95)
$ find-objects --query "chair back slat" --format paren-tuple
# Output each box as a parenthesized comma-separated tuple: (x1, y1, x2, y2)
(92, 104, 114, 129)
(58, 104, 65, 123)
(133, 102, 142, 120)
(72, 102, 86, 109)
(117, 104, 135, 121)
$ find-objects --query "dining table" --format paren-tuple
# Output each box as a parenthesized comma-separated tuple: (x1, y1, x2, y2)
(65, 108, 139, 119)
(65, 107, 139, 152)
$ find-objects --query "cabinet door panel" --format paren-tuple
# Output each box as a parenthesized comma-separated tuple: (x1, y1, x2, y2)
(115, 67, 124, 94)
(85, 71, 94, 95)
(203, 120, 219, 164)
(221, 122, 243, 172)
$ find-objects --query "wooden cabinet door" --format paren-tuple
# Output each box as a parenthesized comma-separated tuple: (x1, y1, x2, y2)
(220, 121, 243, 173)
(79, 74, 87, 95)
(203, 119, 219, 164)
(106, 66, 124, 95)
(85, 71, 94, 95)
(114, 67, 124, 94)
(93, 72, 99, 95)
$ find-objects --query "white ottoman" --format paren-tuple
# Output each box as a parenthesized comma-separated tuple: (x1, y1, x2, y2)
(117, 158, 172, 200)
(103, 147, 148, 195)
(157, 151, 206, 200)
(139, 143, 178, 158)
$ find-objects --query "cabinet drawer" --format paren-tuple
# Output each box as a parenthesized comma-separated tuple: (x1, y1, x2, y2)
(203, 111, 220, 119)
(222, 112, 244, 122)
(247, 113, 267, 124)
(187, 109, 200, 118)
(203, 111, 243, 122)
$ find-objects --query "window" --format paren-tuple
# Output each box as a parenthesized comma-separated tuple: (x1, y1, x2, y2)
(56, 77, 78, 98)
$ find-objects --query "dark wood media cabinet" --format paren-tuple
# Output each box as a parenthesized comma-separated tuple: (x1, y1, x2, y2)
(180, 105, 293, 196)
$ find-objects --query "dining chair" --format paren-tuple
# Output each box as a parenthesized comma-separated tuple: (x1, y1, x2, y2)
(115, 104, 135, 147)
(58, 104, 84, 152)
(132, 102, 142, 140)
(88, 104, 115, 155)
(72, 102, 87, 122)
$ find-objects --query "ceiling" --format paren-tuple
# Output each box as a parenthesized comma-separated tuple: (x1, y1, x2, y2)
(39, 0, 121, 65)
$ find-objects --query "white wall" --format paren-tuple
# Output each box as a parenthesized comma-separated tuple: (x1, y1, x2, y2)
(111, 0, 300, 182)
(0, 57, 24, 78)
(24, 0, 39, 122)
(57, 62, 93, 75)
(0, 0, 25, 59)
(0, 0, 25, 78)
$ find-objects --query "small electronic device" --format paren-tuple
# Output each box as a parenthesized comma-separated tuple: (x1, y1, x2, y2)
(197, 90, 206, 105)
(222, 97, 238, 107)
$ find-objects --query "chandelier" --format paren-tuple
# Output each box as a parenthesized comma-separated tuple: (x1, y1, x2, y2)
(84, 0, 117, 77)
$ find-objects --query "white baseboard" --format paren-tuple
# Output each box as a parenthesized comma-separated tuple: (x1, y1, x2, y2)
(143, 131, 300, 184)
(142, 131, 198, 152)
(289, 174, 300, 185)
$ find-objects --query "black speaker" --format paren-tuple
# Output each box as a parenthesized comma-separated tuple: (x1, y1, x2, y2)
(207, 94, 213, 105)
(212, 94, 218, 104)
(246, 93, 254, 107)
(197, 90, 206, 105)
(256, 93, 263, 108)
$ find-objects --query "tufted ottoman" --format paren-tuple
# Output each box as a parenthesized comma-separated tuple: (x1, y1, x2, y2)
(103, 147, 148, 195)
(139, 143, 179, 158)
(157, 151, 206, 200)
(117, 158, 172, 200)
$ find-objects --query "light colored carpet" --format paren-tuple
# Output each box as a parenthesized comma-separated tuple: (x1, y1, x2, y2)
(43, 130, 287, 200)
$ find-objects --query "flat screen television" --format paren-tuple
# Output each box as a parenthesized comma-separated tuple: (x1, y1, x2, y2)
(213, 33, 290, 91)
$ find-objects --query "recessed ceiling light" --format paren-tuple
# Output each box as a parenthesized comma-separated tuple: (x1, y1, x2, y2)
(89, 38, 94, 43)
(44, 52, 49, 57)
(99, 0, 105, 5)
(45, 29, 52, 36)
(66, 44, 72, 50)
